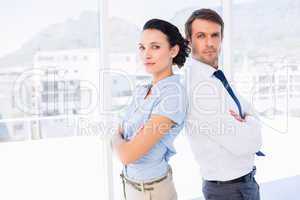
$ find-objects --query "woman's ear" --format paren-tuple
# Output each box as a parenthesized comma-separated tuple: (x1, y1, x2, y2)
(171, 44, 180, 58)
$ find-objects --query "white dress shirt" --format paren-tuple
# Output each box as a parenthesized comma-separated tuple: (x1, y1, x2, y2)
(184, 57, 262, 181)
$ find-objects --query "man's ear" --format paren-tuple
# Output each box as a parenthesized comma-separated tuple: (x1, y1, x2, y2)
(187, 38, 192, 48)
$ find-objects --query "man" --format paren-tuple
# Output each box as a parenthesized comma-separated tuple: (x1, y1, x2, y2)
(184, 8, 264, 200)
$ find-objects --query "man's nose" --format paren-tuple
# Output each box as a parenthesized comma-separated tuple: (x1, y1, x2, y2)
(206, 37, 214, 47)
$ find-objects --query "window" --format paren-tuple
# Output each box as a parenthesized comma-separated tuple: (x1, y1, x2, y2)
(0, 0, 112, 199)
(232, 1, 300, 198)
(1, 0, 298, 199)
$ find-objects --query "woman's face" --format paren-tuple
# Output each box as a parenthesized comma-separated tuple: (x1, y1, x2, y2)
(138, 29, 178, 75)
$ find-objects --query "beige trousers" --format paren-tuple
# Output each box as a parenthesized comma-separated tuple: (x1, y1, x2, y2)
(122, 169, 177, 200)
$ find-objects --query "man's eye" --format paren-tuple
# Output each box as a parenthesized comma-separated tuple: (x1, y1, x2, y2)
(197, 34, 205, 39)
(212, 34, 220, 38)
(139, 46, 145, 50)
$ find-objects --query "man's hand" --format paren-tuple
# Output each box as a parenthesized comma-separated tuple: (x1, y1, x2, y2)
(229, 109, 246, 122)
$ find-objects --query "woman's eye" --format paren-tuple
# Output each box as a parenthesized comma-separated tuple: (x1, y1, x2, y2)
(152, 45, 160, 49)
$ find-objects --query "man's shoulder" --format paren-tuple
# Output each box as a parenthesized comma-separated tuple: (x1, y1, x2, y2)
(184, 61, 214, 85)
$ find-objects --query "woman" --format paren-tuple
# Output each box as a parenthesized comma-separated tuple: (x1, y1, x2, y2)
(112, 18, 190, 200)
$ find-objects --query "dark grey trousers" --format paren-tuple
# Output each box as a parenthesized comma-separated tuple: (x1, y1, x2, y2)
(202, 177, 260, 200)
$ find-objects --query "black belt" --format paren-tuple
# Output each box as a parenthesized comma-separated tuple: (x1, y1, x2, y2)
(205, 167, 256, 185)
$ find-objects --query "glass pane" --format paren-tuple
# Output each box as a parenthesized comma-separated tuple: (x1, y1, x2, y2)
(0, 119, 31, 141)
(0, 1, 113, 198)
(0, 0, 101, 141)
(232, 0, 300, 199)
(232, 0, 300, 119)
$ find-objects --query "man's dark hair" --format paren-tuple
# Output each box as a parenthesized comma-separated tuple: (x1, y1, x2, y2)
(185, 8, 224, 40)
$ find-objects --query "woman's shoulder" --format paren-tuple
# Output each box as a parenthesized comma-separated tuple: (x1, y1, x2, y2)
(158, 74, 183, 87)
(157, 76, 185, 96)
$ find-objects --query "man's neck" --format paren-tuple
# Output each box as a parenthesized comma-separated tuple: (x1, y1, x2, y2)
(210, 64, 218, 69)
(192, 56, 218, 69)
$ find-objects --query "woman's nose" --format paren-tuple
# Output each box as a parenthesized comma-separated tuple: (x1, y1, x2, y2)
(143, 49, 152, 59)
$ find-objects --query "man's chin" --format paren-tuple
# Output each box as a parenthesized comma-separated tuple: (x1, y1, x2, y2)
(200, 58, 217, 67)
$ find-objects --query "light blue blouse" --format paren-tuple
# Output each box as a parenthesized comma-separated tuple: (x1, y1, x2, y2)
(121, 74, 187, 181)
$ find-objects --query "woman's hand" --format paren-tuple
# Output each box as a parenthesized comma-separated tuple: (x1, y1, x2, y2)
(118, 125, 125, 138)
(111, 125, 125, 149)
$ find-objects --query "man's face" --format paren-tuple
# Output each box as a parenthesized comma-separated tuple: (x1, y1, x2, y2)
(189, 19, 222, 68)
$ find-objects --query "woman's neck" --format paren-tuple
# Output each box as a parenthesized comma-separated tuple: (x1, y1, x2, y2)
(152, 68, 173, 85)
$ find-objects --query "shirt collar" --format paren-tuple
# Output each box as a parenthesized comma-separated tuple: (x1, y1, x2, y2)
(143, 74, 180, 95)
(187, 57, 218, 78)
(153, 74, 180, 87)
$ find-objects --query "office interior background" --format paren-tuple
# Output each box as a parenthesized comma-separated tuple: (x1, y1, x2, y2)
(0, 0, 299, 199)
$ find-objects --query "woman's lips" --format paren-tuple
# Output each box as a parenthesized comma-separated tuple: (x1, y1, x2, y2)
(144, 63, 155, 67)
